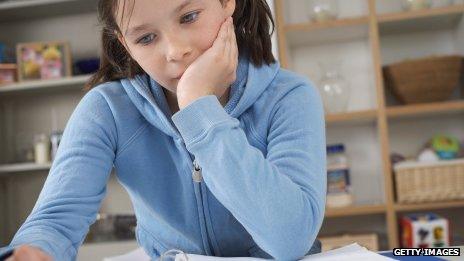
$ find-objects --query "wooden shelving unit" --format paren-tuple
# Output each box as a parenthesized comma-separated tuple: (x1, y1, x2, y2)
(325, 204, 386, 218)
(387, 100, 464, 118)
(275, 0, 464, 249)
(0, 75, 90, 94)
(378, 4, 464, 35)
(395, 200, 464, 212)
(326, 109, 378, 124)
(0, 0, 96, 22)
(285, 16, 369, 32)
(0, 162, 52, 175)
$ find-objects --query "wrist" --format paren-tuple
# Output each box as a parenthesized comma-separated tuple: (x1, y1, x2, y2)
(177, 91, 214, 110)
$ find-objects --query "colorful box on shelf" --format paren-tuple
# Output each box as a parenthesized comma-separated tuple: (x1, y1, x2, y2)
(394, 159, 464, 203)
(401, 213, 449, 248)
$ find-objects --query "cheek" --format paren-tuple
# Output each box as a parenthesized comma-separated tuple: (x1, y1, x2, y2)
(194, 17, 223, 53)
(131, 49, 173, 87)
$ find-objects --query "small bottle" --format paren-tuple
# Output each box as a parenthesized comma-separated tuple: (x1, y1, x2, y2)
(50, 130, 63, 161)
(326, 144, 353, 208)
(34, 133, 50, 164)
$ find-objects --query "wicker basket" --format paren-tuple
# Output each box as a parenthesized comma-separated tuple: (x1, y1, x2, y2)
(383, 55, 462, 104)
(394, 159, 464, 203)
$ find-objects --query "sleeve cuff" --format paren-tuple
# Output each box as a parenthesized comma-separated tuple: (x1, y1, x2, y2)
(172, 95, 232, 145)
(0, 246, 14, 260)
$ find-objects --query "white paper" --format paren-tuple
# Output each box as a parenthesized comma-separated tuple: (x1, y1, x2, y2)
(174, 243, 395, 261)
(103, 243, 394, 261)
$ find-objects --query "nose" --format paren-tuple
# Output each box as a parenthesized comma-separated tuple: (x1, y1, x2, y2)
(164, 32, 192, 63)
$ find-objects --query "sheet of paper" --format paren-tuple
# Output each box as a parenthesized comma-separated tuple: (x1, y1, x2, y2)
(174, 243, 394, 261)
(104, 243, 394, 261)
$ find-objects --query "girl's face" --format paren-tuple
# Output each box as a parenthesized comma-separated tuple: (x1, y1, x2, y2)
(116, 0, 235, 93)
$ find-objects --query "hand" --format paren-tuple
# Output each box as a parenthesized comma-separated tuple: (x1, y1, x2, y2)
(176, 16, 238, 109)
(6, 245, 52, 261)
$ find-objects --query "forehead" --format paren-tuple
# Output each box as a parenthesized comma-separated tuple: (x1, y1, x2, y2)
(115, 0, 206, 28)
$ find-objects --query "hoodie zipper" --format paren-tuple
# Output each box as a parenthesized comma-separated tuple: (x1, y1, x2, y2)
(192, 159, 203, 183)
(188, 155, 216, 256)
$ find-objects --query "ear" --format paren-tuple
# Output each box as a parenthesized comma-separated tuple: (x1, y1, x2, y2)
(223, 0, 236, 18)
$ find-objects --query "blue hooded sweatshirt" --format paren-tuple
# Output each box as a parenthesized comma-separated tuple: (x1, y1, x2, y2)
(0, 55, 326, 260)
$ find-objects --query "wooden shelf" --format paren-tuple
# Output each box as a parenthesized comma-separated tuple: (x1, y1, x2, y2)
(395, 200, 464, 212)
(285, 16, 369, 46)
(378, 5, 464, 35)
(387, 100, 464, 119)
(326, 109, 378, 124)
(285, 16, 369, 33)
(0, 0, 96, 22)
(0, 75, 90, 94)
(325, 204, 386, 218)
(0, 162, 51, 174)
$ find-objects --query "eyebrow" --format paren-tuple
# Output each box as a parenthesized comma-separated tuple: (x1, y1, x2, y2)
(124, 0, 194, 38)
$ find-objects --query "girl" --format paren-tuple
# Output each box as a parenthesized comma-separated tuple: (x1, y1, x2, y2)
(1, 0, 326, 260)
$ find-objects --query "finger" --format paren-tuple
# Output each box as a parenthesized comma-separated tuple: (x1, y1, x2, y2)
(214, 17, 230, 50)
(230, 20, 238, 64)
(229, 20, 238, 71)
(224, 20, 232, 58)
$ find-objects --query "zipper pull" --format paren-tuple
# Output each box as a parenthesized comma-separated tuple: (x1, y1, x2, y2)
(192, 159, 203, 183)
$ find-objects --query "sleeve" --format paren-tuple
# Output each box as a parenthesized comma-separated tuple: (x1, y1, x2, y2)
(171, 83, 327, 260)
(0, 90, 118, 261)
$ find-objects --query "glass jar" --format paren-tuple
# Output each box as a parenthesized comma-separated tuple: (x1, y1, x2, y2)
(401, 0, 432, 11)
(317, 61, 350, 114)
(308, 0, 339, 22)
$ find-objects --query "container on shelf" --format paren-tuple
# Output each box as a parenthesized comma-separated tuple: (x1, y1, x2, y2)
(308, 0, 339, 23)
(85, 213, 136, 243)
(383, 55, 462, 104)
(432, 0, 456, 8)
(0, 63, 16, 86)
(317, 61, 350, 114)
(319, 233, 379, 251)
(394, 159, 464, 203)
(33, 133, 50, 164)
(50, 130, 63, 161)
(401, 0, 432, 11)
(326, 144, 353, 208)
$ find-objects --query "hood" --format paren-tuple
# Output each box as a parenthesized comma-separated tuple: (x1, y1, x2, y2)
(120, 54, 280, 138)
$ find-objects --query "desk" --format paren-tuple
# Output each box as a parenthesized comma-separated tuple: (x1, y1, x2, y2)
(77, 240, 138, 261)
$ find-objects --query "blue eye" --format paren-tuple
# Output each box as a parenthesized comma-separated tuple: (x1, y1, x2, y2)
(137, 34, 156, 45)
(181, 11, 200, 24)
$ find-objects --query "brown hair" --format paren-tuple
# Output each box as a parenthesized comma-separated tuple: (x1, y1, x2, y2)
(85, 0, 276, 90)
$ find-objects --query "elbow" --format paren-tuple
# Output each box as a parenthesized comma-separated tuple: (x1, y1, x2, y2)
(270, 241, 312, 261)
(269, 204, 324, 260)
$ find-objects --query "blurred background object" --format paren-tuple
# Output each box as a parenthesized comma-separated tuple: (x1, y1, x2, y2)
(275, 0, 464, 251)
